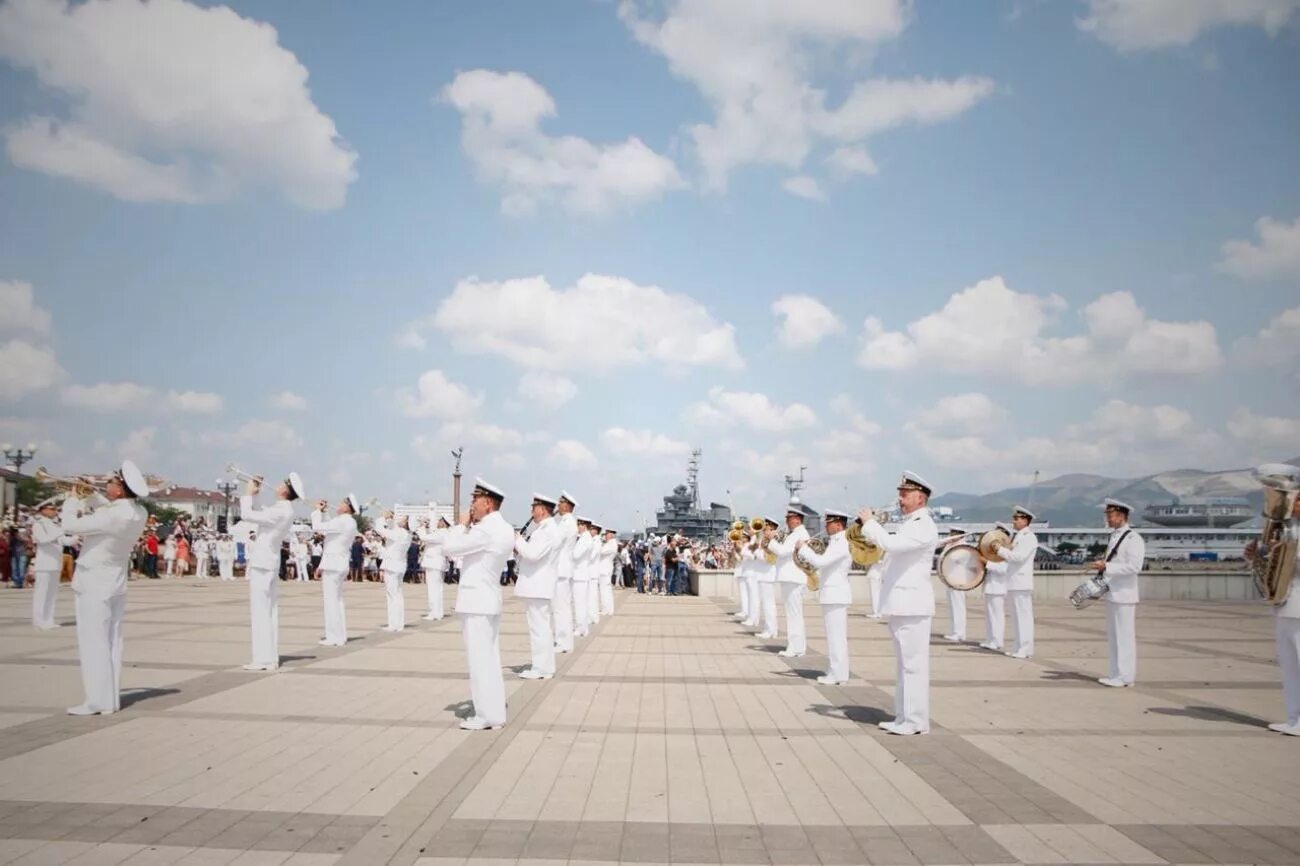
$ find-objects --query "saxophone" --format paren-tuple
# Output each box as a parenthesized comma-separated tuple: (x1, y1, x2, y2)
(1252, 465, 1300, 605)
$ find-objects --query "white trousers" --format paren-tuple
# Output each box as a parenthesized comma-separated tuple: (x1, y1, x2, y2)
(823, 603, 850, 682)
(196, 555, 210, 578)
(247, 567, 279, 668)
(736, 576, 750, 619)
(600, 576, 614, 615)
(588, 578, 600, 624)
(572, 580, 590, 635)
(553, 577, 574, 651)
(461, 613, 506, 725)
(1010, 590, 1034, 656)
(760, 582, 779, 637)
(33, 568, 59, 628)
(868, 574, 882, 617)
(321, 568, 347, 645)
(1277, 615, 1300, 726)
(741, 579, 759, 628)
(426, 572, 444, 618)
(780, 583, 805, 654)
(295, 556, 310, 581)
(984, 594, 1006, 648)
(946, 587, 966, 638)
(888, 615, 932, 731)
(383, 569, 405, 630)
(75, 590, 125, 712)
(218, 558, 234, 580)
(524, 598, 556, 676)
(1106, 601, 1137, 684)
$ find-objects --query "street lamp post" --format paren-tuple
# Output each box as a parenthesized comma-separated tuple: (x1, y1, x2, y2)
(216, 479, 237, 531)
(2, 443, 37, 524)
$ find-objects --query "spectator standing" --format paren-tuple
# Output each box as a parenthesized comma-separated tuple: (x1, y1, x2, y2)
(144, 531, 160, 579)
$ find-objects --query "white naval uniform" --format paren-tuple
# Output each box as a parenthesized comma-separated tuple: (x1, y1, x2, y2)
(375, 517, 412, 631)
(239, 495, 295, 668)
(61, 493, 148, 713)
(798, 531, 852, 683)
(768, 524, 810, 656)
(1274, 523, 1300, 730)
(753, 543, 778, 637)
(216, 538, 235, 580)
(443, 511, 513, 727)
(866, 560, 884, 619)
(862, 507, 939, 733)
(941, 540, 966, 640)
(194, 537, 211, 579)
(514, 516, 559, 677)
(417, 525, 448, 620)
(1003, 527, 1038, 657)
(291, 537, 310, 582)
(571, 532, 593, 637)
(1102, 524, 1146, 685)
(982, 561, 1007, 650)
(735, 547, 753, 622)
(552, 513, 578, 652)
(31, 515, 65, 629)
(598, 538, 617, 616)
(312, 509, 357, 646)
(585, 533, 602, 625)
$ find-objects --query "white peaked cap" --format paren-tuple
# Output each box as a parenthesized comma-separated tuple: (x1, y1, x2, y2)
(346, 493, 359, 513)
(120, 459, 150, 498)
(897, 470, 932, 495)
(823, 508, 850, 521)
(559, 490, 579, 508)
(1012, 504, 1036, 520)
(532, 492, 558, 507)
(287, 472, 305, 499)
(1102, 498, 1133, 513)
(473, 476, 505, 500)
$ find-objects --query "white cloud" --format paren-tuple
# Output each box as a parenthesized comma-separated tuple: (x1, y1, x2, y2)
(1227, 408, 1300, 458)
(395, 369, 484, 419)
(685, 386, 817, 433)
(412, 422, 547, 463)
(826, 145, 878, 178)
(1218, 216, 1300, 281)
(0, 340, 65, 402)
(269, 390, 308, 411)
(601, 427, 692, 458)
(781, 175, 827, 202)
(61, 381, 154, 412)
(517, 371, 578, 409)
(772, 294, 843, 349)
(427, 274, 743, 372)
(492, 452, 526, 472)
(441, 69, 684, 216)
(166, 390, 222, 414)
(0, 280, 52, 334)
(857, 276, 1221, 383)
(828, 394, 884, 437)
(619, 0, 994, 189)
(1078, 0, 1300, 51)
(393, 326, 427, 350)
(0, 0, 356, 209)
(118, 425, 157, 465)
(910, 393, 1007, 436)
(548, 439, 598, 471)
(198, 419, 304, 453)
(1233, 305, 1300, 369)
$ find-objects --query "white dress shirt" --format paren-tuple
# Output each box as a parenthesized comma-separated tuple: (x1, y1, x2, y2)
(238, 495, 295, 571)
(311, 509, 358, 571)
(860, 508, 939, 617)
(1002, 528, 1038, 592)
(443, 511, 514, 615)
(767, 524, 810, 585)
(1102, 524, 1146, 604)
(514, 516, 559, 600)
(797, 532, 852, 606)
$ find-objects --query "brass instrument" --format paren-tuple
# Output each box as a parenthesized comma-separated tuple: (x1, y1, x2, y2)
(34, 467, 100, 498)
(225, 462, 264, 486)
(1252, 465, 1300, 605)
(749, 516, 765, 532)
(727, 519, 748, 544)
(763, 527, 784, 565)
(795, 536, 825, 591)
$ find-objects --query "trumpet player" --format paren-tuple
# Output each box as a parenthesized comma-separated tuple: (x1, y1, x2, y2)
(599, 527, 618, 616)
(240, 472, 303, 672)
(60, 461, 151, 715)
(858, 471, 939, 736)
(768, 504, 810, 658)
(1093, 499, 1146, 688)
(733, 528, 753, 623)
(513, 494, 560, 679)
(312, 495, 359, 647)
(374, 510, 412, 632)
(553, 492, 579, 653)
(795, 509, 852, 684)
(417, 516, 451, 621)
(754, 518, 779, 639)
(979, 523, 1011, 651)
(31, 498, 65, 630)
(216, 533, 236, 580)
(1244, 465, 1300, 736)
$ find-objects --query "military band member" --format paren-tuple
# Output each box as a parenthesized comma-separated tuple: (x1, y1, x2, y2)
(599, 528, 618, 616)
(61, 461, 151, 714)
(734, 534, 753, 622)
(571, 517, 593, 637)
(216, 534, 236, 580)
(768, 504, 810, 658)
(374, 512, 412, 632)
(585, 521, 603, 625)
(940, 527, 967, 642)
(514, 494, 560, 679)
(240, 472, 302, 671)
(1245, 466, 1300, 736)
(979, 523, 1010, 651)
(999, 506, 1038, 659)
(859, 471, 939, 735)
(1094, 498, 1146, 687)
(31, 499, 65, 629)
(795, 509, 852, 684)
(441, 478, 513, 730)
(312, 494, 359, 647)
(194, 534, 212, 579)
(553, 492, 579, 652)
(417, 516, 451, 620)
(866, 557, 884, 619)
(754, 518, 780, 639)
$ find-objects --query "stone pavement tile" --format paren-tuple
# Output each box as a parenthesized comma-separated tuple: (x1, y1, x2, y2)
(470, 819, 533, 860)
(940, 825, 1017, 864)
(518, 819, 578, 860)
(425, 818, 492, 858)
(1113, 825, 1215, 864)
(846, 826, 919, 866)
(1201, 825, 1300, 865)
(894, 824, 967, 865)
(569, 820, 624, 861)
(156, 808, 254, 848)
(61, 842, 153, 864)
(620, 822, 670, 862)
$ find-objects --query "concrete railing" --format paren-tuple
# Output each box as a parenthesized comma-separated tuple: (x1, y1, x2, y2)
(692, 569, 1263, 603)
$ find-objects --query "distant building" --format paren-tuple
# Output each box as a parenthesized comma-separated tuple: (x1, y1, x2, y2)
(652, 449, 733, 539)
(150, 486, 235, 527)
(393, 502, 453, 527)
(1142, 498, 1253, 527)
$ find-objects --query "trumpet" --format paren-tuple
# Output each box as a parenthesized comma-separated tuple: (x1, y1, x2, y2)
(225, 463, 264, 485)
(34, 467, 101, 498)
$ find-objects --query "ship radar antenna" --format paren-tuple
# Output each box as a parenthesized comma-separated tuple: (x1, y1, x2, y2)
(783, 466, 807, 502)
(687, 448, 701, 511)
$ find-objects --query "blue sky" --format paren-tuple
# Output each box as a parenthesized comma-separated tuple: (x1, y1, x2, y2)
(1, 0, 1298, 528)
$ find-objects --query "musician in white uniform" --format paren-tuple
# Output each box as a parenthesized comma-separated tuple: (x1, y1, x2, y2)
(571, 517, 593, 637)
(312, 494, 358, 647)
(754, 518, 779, 638)
(216, 534, 236, 580)
(735, 533, 753, 623)
(417, 516, 450, 620)
(514, 494, 560, 679)
(979, 523, 1010, 651)
(194, 535, 211, 579)
(1093, 498, 1146, 687)
(1246, 468, 1300, 736)
(441, 478, 513, 730)
(767, 505, 810, 658)
(859, 471, 939, 735)
(291, 534, 310, 582)
(586, 522, 602, 625)
(795, 508, 852, 684)
(61, 461, 151, 715)
(552, 492, 579, 653)
(940, 527, 967, 642)
(866, 558, 884, 619)
(240, 472, 301, 671)
(31, 499, 65, 629)
(998, 506, 1039, 659)
(598, 528, 617, 616)
(374, 512, 412, 632)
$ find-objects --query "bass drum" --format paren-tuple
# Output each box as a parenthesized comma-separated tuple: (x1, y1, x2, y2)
(938, 543, 986, 591)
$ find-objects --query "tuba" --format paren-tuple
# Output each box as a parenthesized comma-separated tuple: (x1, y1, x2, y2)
(1251, 465, 1300, 605)
(796, 536, 825, 591)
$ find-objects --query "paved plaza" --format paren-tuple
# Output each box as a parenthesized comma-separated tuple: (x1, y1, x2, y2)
(0, 579, 1296, 865)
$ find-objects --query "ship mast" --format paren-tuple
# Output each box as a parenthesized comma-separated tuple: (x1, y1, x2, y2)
(687, 449, 701, 511)
(783, 466, 807, 501)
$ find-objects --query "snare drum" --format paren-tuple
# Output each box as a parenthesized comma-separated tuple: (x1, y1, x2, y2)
(1068, 576, 1109, 610)
(938, 543, 986, 592)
